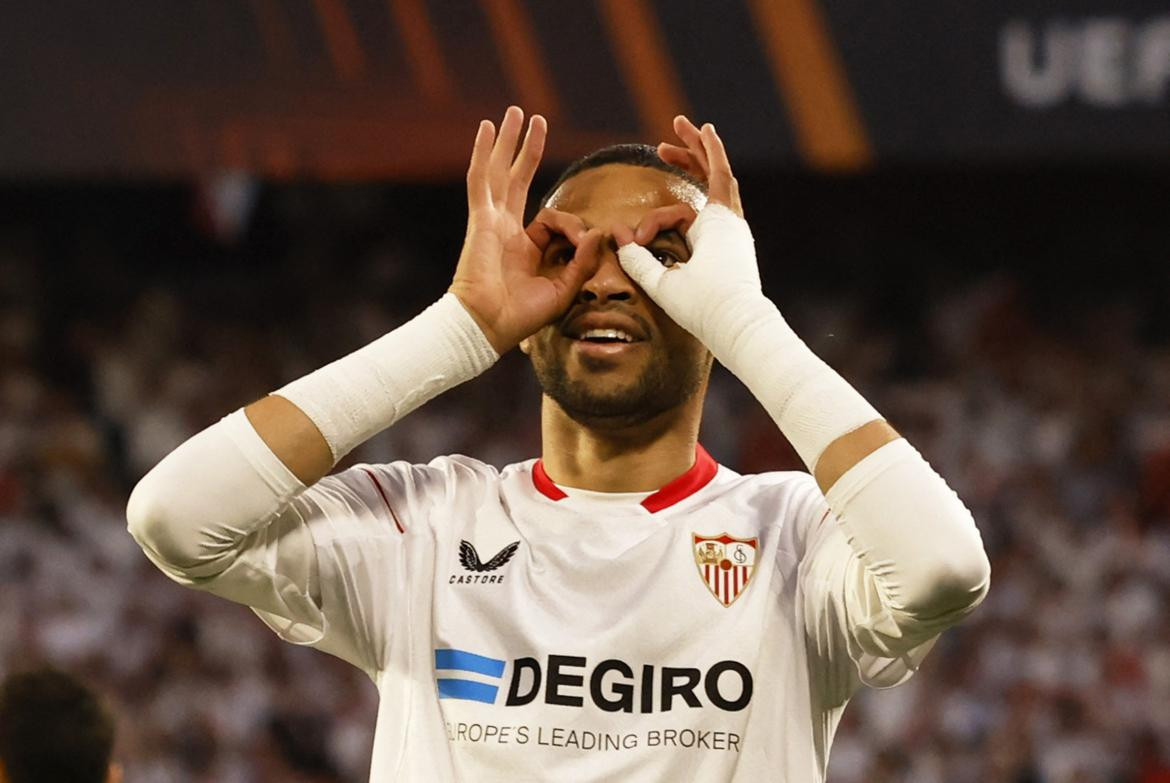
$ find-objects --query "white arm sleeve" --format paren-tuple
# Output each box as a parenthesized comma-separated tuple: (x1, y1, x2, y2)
(624, 208, 991, 684)
(623, 207, 990, 690)
(800, 439, 990, 689)
(127, 408, 307, 582)
(128, 409, 437, 673)
(127, 295, 498, 671)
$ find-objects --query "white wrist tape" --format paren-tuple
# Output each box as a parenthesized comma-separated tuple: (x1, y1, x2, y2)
(722, 297, 881, 470)
(618, 204, 880, 470)
(274, 293, 498, 462)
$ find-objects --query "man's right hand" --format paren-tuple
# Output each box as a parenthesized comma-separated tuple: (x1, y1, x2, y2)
(616, 117, 761, 360)
(449, 106, 601, 355)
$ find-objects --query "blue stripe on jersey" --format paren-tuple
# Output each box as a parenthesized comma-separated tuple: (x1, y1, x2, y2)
(434, 648, 506, 678)
(437, 678, 499, 704)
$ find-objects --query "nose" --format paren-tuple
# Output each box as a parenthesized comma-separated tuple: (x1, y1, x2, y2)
(578, 238, 635, 304)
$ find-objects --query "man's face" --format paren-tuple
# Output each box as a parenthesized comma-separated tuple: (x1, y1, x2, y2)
(521, 164, 711, 429)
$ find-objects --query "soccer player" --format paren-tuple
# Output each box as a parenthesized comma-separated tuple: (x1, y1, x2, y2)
(0, 669, 122, 783)
(127, 107, 990, 781)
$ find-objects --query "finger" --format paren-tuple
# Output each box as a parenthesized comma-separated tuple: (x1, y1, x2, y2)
(699, 123, 743, 216)
(525, 219, 575, 255)
(507, 115, 547, 216)
(466, 120, 496, 211)
(700, 123, 731, 172)
(633, 203, 698, 245)
(524, 219, 553, 250)
(488, 106, 524, 202)
(617, 243, 667, 299)
(611, 222, 636, 247)
(550, 228, 603, 305)
(528, 207, 587, 248)
(656, 143, 705, 178)
(656, 143, 689, 167)
(730, 176, 744, 218)
(572, 227, 604, 268)
(672, 115, 709, 177)
(699, 123, 737, 210)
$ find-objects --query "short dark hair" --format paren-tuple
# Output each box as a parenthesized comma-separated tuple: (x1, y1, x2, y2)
(540, 143, 707, 207)
(0, 669, 115, 783)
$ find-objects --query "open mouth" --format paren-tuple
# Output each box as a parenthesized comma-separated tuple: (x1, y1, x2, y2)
(561, 310, 650, 356)
(576, 328, 638, 345)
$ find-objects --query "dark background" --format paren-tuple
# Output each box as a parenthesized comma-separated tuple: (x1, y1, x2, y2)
(3, 0, 1168, 176)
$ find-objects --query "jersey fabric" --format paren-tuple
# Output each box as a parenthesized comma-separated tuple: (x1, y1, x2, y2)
(184, 447, 935, 782)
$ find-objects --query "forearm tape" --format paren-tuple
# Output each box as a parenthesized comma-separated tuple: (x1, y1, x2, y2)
(275, 293, 498, 462)
(681, 211, 880, 471)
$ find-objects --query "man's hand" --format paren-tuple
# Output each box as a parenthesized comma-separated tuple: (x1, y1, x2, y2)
(656, 115, 743, 218)
(616, 116, 762, 358)
(449, 106, 600, 355)
(623, 116, 896, 485)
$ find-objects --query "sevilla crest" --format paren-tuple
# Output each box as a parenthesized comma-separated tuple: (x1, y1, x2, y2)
(693, 533, 758, 607)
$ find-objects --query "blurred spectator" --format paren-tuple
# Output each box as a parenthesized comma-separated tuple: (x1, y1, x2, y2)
(0, 668, 120, 783)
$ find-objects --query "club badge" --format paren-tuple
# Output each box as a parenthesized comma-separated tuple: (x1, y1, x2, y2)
(693, 533, 758, 607)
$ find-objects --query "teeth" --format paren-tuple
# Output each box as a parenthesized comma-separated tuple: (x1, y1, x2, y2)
(580, 328, 634, 343)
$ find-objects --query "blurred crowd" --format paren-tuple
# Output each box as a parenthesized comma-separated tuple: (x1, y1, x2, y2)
(0, 182, 1168, 782)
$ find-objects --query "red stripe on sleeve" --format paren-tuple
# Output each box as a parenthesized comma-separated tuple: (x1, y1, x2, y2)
(361, 468, 406, 534)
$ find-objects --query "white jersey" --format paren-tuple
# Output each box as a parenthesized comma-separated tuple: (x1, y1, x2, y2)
(184, 446, 937, 782)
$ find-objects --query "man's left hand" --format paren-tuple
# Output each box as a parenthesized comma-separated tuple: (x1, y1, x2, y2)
(616, 117, 765, 360)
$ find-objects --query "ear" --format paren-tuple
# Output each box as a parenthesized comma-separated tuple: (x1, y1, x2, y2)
(107, 762, 124, 783)
(518, 336, 531, 355)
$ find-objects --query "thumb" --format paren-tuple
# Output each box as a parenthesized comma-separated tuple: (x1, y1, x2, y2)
(617, 243, 666, 298)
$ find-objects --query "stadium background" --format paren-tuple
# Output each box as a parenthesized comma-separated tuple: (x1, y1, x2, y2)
(2, 1, 1169, 780)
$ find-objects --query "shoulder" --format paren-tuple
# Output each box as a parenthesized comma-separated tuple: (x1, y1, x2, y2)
(711, 466, 824, 514)
(313, 454, 503, 513)
(707, 466, 830, 551)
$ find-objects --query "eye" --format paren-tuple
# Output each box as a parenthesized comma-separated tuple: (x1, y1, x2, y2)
(652, 248, 680, 268)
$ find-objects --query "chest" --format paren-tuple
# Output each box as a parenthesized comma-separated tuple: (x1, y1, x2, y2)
(424, 493, 799, 713)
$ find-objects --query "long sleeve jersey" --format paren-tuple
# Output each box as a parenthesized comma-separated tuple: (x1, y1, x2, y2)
(127, 409, 989, 782)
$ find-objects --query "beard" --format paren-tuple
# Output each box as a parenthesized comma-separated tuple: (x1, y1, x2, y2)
(529, 339, 706, 430)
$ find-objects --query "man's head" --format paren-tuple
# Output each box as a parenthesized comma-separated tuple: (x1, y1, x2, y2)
(521, 144, 711, 430)
(0, 669, 120, 783)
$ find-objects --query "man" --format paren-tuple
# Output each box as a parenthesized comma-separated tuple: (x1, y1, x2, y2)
(128, 107, 990, 781)
(0, 669, 122, 783)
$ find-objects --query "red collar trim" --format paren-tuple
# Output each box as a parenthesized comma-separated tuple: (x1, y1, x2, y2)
(531, 458, 568, 501)
(531, 445, 718, 513)
(641, 445, 718, 512)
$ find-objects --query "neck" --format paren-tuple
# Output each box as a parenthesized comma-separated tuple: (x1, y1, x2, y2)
(539, 393, 704, 492)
